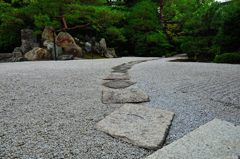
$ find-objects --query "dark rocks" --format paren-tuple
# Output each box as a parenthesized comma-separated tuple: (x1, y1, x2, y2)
(20, 29, 38, 53)
(103, 80, 136, 89)
(92, 38, 117, 58)
(106, 48, 117, 58)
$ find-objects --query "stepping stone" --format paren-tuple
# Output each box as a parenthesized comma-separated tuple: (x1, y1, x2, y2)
(102, 88, 150, 104)
(104, 73, 130, 80)
(96, 104, 174, 149)
(112, 64, 132, 73)
(145, 119, 240, 159)
(102, 80, 136, 89)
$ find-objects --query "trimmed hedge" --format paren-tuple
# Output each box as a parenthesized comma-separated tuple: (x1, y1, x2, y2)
(213, 52, 240, 64)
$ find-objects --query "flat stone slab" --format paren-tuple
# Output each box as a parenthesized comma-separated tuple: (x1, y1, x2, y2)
(102, 80, 136, 89)
(111, 60, 150, 73)
(96, 104, 175, 149)
(104, 73, 130, 80)
(145, 119, 240, 159)
(102, 88, 150, 104)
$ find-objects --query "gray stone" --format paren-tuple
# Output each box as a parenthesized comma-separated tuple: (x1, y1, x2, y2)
(105, 48, 117, 58)
(145, 119, 240, 159)
(43, 40, 63, 58)
(20, 29, 38, 53)
(13, 51, 22, 58)
(57, 54, 74, 60)
(103, 80, 136, 89)
(102, 88, 150, 104)
(100, 38, 107, 50)
(85, 42, 92, 52)
(104, 73, 130, 80)
(96, 104, 174, 149)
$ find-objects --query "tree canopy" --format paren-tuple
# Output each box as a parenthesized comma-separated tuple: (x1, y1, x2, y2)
(0, 0, 239, 63)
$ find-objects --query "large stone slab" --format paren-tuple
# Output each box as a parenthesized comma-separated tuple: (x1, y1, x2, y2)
(104, 73, 130, 80)
(102, 88, 150, 104)
(96, 104, 174, 149)
(145, 119, 240, 159)
(102, 80, 136, 89)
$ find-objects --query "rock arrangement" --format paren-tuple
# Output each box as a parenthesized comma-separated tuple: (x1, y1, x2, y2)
(97, 60, 175, 150)
(8, 27, 117, 62)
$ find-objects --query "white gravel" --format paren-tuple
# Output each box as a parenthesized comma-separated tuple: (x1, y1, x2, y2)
(1, 57, 239, 158)
(130, 58, 240, 145)
(0, 57, 153, 159)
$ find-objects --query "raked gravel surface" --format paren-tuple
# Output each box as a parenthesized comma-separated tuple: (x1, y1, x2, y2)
(130, 58, 240, 145)
(0, 57, 154, 159)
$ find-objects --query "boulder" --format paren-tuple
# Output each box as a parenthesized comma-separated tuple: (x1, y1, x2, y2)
(20, 29, 38, 53)
(64, 44, 83, 57)
(42, 27, 56, 42)
(24, 47, 51, 61)
(100, 38, 107, 49)
(93, 38, 117, 58)
(105, 48, 117, 58)
(12, 47, 23, 58)
(56, 32, 75, 48)
(43, 40, 63, 58)
(85, 42, 92, 52)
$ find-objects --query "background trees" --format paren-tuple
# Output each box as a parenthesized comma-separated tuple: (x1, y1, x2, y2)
(0, 0, 239, 63)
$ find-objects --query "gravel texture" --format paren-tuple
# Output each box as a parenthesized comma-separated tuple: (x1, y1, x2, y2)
(0, 57, 153, 159)
(130, 58, 240, 145)
(146, 119, 240, 159)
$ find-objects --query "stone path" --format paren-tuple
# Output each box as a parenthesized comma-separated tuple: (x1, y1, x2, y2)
(98, 59, 175, 150)
(145, 119, 240, 159)
(102, 88, 150, 104)
(102, 80, 136, 89)
(96, 104, 174, 149)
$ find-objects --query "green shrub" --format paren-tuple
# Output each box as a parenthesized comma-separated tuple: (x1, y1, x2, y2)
(181, 36, 215, 61)
(213, 52, 240, 64)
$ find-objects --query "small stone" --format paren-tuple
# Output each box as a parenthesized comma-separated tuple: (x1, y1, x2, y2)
(102, 88, 150, 104)
(104, 73, 130, 80)
(96, 104, 174, 149)
(102, 80, 136, 89)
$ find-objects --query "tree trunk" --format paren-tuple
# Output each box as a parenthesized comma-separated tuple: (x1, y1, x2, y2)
(159, 0, 164, 27)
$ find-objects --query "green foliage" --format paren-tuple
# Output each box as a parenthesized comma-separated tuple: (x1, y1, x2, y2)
(214, 52, 240, 64)
(0, 0, 239, 60)
(181, 36, 215, 61)
(213, 0, 240, 53)
(0, 2, 24, 52)
(126, 0, 172, 56)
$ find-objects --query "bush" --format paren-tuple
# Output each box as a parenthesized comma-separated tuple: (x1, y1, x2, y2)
(213, 52, 240, 64)
(181, 36, 215, 61)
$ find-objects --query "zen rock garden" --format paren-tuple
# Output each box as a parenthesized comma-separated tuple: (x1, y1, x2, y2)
(96, 59, 240, 159)
(7, 27, 117, 62)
